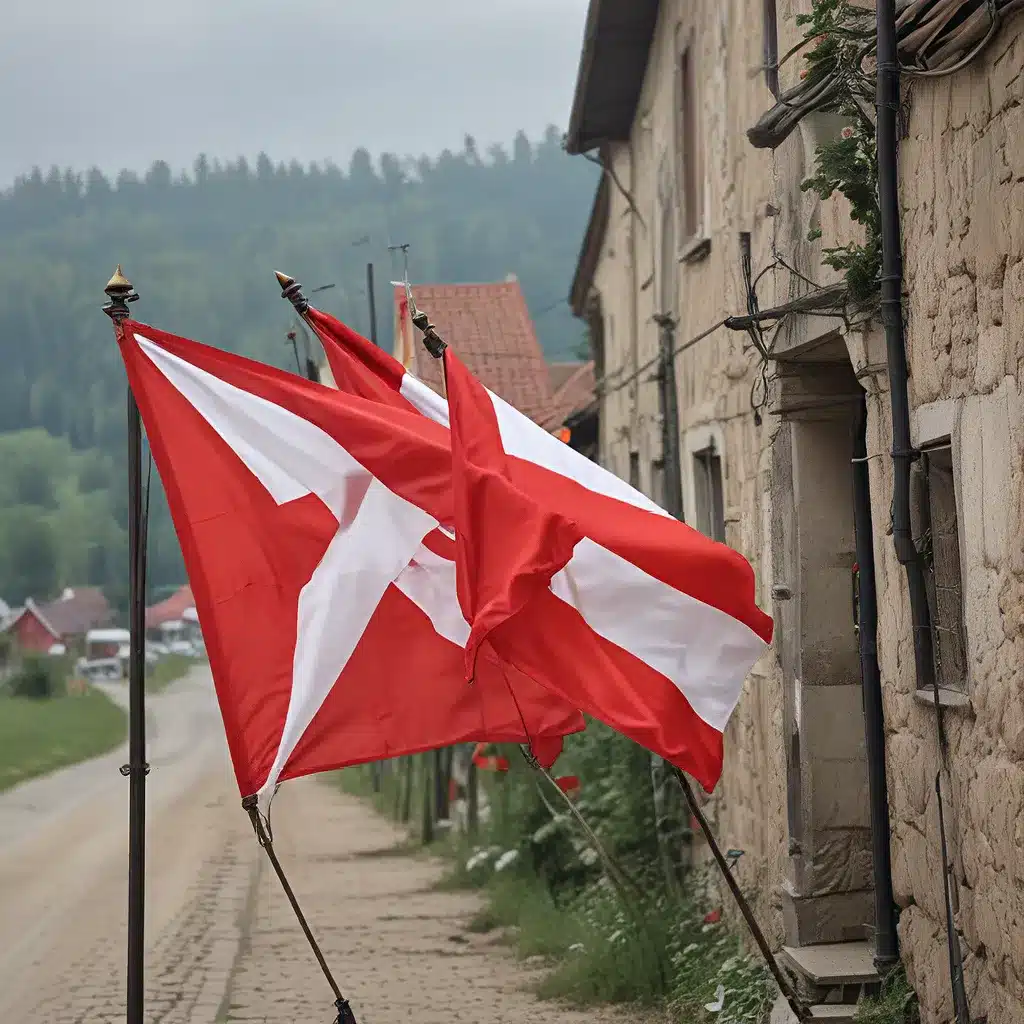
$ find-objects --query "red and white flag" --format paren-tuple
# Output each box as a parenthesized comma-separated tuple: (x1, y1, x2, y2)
(115, 320, 583, 814)
(307, 309, 774, 791)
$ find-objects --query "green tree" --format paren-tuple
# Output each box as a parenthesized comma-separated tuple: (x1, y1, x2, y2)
(0, 506, 59, 603)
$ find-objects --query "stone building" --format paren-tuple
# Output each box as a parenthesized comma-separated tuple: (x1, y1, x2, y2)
(565, 1, 1024, 1022)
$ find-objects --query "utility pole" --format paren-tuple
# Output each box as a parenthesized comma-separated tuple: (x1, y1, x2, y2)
(366, 263, 378, 346)
(651, 311, 688, 894)
(653, 312, 683, 519)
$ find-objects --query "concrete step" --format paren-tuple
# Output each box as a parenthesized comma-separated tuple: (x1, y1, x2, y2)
(779, 941, 879, 987)
(809, 1006, 858, 1022)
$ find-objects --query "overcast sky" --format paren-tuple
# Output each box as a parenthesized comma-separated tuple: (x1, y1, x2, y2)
(1, 0, 590, 185)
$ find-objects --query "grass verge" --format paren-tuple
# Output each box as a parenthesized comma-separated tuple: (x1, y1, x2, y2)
(146, 654, 196, 693)
(454, 853, 774, 1022)
(0, 687, 126, 792)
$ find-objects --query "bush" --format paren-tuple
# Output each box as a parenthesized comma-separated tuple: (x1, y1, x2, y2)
(7, 654, 64, 699)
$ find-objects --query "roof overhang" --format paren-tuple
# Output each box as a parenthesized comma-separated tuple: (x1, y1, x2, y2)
(565, 0, 661, 155)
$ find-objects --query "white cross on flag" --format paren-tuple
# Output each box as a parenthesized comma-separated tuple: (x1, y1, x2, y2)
(306, 308, 774, 792)
(116, 321, 584, 815)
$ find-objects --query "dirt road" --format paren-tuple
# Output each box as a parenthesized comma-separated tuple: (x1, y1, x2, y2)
(0, 666, 257, 1023)
(0, 667, 655, 1024)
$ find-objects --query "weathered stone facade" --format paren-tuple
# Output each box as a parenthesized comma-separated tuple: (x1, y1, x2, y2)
(875, 25, 1024, 1024)
(568, 2, 1024, 1021)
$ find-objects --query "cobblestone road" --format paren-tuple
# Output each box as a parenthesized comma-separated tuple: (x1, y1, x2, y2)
(226, 777, 661, 1024)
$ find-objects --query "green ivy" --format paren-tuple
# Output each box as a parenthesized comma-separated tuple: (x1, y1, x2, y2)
(794, 1, 881, 301)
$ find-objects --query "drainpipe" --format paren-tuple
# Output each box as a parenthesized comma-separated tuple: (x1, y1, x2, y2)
(852, 395, 898, 972)
(876, 0, 934, 694)
(877, 5, 970, 1019)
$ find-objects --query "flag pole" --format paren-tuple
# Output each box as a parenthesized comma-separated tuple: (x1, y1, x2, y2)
(103, 266, 148, 1024)
(241, 797, 358, 1024)
(672, 769, 808, 1021)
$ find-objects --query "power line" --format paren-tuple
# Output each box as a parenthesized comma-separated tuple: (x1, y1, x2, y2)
(596, 317, 729, 397)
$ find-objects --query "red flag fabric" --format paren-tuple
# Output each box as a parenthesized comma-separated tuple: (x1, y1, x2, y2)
(443, 347, 582, 682)
(554, 775, 581, 797)
(114, 319, 583, 813)
(308, 308, 773, 792)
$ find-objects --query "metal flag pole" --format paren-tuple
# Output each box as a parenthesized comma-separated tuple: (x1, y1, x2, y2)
(241, 797, 358, 1024)
(103, 266, 148, 1024)
(672, 768, 808, 1021)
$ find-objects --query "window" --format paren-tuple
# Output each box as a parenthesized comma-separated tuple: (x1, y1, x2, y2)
(917, 444, 968, 692)
(651, 459, 665, 508)
(676, 42, 700, 242)
(693, 443, 725, 542)
(629, 451, 640, 490)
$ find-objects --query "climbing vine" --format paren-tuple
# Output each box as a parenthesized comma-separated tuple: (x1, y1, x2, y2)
(794, 1, 881, 301)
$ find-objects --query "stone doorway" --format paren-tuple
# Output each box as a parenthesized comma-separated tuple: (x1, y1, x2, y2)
(770, 335, 874, 948)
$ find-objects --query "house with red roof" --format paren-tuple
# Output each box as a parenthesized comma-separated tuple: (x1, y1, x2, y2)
(3, 587, 113, 654)
(542, 361, 598, 460)
(145, 584, 194, 631)
(391, 277, 598, 455)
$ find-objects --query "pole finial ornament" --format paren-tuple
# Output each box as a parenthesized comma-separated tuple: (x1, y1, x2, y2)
(103, 265, 139, 322)
(411, 308, 447, 359)
(275, 270, 309, 314)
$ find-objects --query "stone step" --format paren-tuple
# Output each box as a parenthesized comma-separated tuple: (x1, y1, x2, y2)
(779, 941, 879, 987)
(809, 1006, 858, 1023)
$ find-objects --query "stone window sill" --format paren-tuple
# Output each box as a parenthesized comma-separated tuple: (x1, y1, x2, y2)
(678, 236, 711, 265)
(914, 686, 972, 711)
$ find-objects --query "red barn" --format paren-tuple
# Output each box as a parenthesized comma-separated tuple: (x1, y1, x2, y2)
(3, 599, 62, 654)
(3, 588, 113, 655)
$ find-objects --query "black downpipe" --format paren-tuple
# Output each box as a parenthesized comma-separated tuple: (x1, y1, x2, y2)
(852, 395, 898, 972)
(876, 0, 934, 694)
(877, 6, 970, 1020)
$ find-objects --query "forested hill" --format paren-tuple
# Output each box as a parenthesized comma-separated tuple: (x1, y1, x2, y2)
(0, 128, 597, 608)
(0, 127, 597, 449)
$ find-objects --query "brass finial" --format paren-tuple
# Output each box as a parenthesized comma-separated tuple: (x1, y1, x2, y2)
(275, 270, 309, 314)
(103, 265, 139, 321)
(411, 307, 447, 359)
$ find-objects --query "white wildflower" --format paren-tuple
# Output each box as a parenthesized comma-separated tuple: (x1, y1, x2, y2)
(494, 849, 519, 872)
(704, 984, 726, 1013)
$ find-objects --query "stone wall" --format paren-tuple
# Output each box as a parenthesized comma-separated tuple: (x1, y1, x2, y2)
(868, 20, 1024, 1024)
(585, 0, 791, 944)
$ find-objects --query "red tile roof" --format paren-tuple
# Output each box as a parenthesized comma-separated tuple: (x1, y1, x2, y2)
(396, 279, 556, 424)
(146, 585, 194, 630)
(543, 361, 597, 430)
(38, 587, 112, 637)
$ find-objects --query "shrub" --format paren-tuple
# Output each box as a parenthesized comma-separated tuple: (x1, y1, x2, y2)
(7, 654, 64, 699)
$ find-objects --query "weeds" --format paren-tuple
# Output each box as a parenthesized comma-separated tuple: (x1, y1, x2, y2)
(856, 968, 919, 1024)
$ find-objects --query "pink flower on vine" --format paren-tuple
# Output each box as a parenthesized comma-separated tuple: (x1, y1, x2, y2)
(800, 68, 809, 80)
(841, 126, 855, 139)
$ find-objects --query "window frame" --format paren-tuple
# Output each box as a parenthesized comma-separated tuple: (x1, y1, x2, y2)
(910, 399, 973, 707)
(674, 30, 703, 249)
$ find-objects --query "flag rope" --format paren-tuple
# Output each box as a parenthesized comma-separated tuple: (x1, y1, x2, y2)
(241, 797, 358, 1024)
